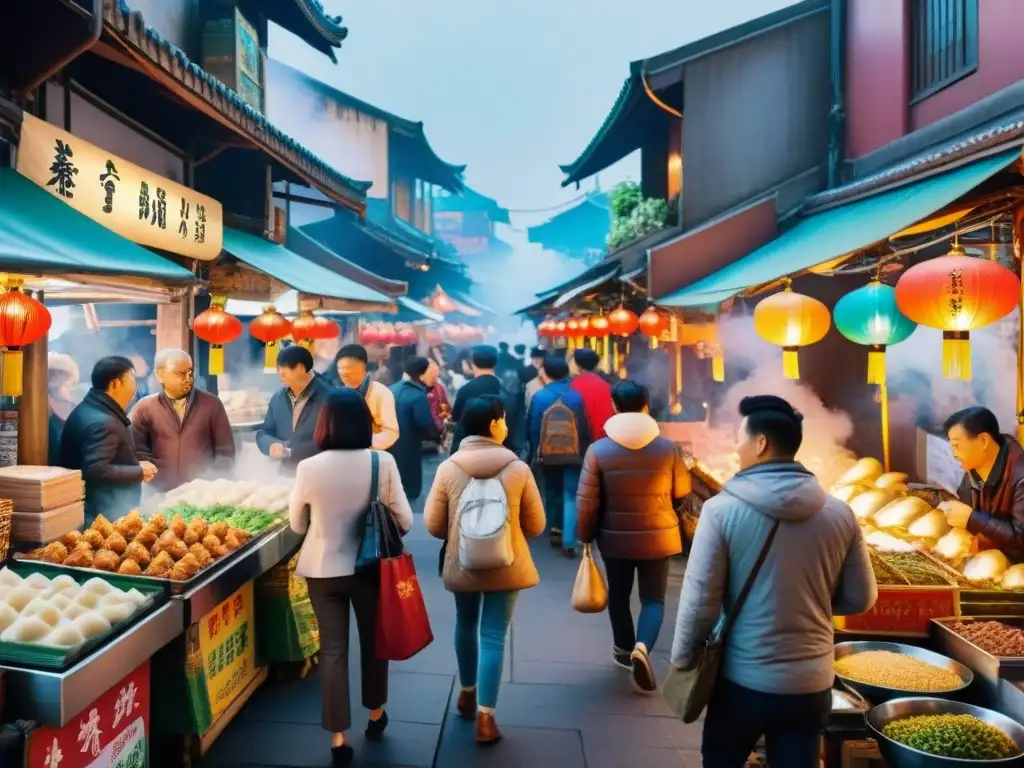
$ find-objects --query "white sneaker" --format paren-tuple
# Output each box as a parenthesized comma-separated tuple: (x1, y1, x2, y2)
(630, 642, 656, 694)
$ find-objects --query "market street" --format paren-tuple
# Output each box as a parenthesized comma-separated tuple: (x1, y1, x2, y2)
(198, 459, 701, 768)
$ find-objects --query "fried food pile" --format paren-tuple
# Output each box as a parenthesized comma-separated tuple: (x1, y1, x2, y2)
(26, 511, 253, 581)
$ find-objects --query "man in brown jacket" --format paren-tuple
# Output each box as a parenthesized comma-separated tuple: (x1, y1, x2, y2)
(131, 349, 236, 492)
(576, 379, 691, 693)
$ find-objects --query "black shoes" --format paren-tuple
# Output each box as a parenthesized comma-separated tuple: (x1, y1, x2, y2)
(549, 528, 563, 546)
(331, 745, 354, 767)
(612, 647, 632, 670)
(365, 710, 389, 742)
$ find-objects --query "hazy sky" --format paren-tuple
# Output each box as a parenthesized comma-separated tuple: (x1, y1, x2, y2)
(270, 0, 799, 214)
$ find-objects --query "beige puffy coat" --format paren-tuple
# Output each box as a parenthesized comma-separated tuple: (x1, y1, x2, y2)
(424, 436, 546, 593)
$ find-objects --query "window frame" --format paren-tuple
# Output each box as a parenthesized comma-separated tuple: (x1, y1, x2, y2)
(909, 0, 979, 105)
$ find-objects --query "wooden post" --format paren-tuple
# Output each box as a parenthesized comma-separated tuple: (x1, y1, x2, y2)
(156, 297, 192, 354)
(18, 290, 48, 465)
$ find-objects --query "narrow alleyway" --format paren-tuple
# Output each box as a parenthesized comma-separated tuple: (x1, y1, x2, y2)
(198, 457, 702, 767)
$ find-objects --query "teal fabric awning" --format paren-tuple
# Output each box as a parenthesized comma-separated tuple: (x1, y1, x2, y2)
(657, 150, 1021, 308)
(0, 169, 195, 282)
(222, 227, 393, 306)
(398, 296, 443, 323)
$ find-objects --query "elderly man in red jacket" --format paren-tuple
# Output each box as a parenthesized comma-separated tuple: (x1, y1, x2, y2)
(131, 349, 235, 491)
(570, 348, 615, 440)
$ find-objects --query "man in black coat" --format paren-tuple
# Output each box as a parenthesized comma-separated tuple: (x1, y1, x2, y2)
(450, 345, 503, 454)
(60, 356, 157, 526)
(389, 356, 441, 500)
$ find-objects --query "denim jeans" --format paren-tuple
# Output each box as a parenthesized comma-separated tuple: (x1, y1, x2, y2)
(454, 591, 519, 710)
(603, 557, 670, 652)
(702, 678, 831, 768)
(541, 466, 581, 549)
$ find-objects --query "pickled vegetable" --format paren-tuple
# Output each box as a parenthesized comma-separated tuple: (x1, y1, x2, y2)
(834, 651, 963, 692)
(882, 713, 1019, 760)
(948, 621, 1024, 657)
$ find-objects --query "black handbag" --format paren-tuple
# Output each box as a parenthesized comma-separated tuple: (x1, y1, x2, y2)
(355, 452, 404, 570)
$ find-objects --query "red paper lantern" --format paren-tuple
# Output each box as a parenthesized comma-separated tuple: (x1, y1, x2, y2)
(395, 324, 418, 345)
(537, 319, 555, 338)
(249, 307, 292, 370)
(895, 249, 1020, 379)
(608, 306, 639, 337)
(565, 317, 583, 339)
(425, 327, 443, 346)
(192, 302, 242, 376)
(358, 323, 381, 345)
(442, 323, 462, 343)
(638, 307, 670, 338)
(291, 312, 318, 348)
(311, 316, 340, 340)
(588, 315, 610, 338)
(554, 319, 568, 337)
(377, 323, 396, 345)
(0, 286, 52, 396)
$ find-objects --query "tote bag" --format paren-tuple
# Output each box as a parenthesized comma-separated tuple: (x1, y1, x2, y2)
(663, 519, 779, 724)
(376, 510, 433, 661)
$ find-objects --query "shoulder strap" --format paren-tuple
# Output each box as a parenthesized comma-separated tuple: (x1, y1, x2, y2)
(720, 519, 780, 640)
(370, 450, 380, 503)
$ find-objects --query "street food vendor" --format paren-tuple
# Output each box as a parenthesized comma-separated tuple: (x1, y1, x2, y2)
(131, 349, 236, 491)
(257, 345, 331, 472)
(944, 406, 1024, 558)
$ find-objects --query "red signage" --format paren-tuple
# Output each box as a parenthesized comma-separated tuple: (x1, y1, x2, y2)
(839, 587, 959, 635)
(25, 661, 150, 768)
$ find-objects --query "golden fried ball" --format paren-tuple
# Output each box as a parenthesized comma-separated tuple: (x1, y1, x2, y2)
(188, 544, 214, 567)
(149, 513, 168, 534)
(124, 541, 152, 567)
(164, 538, 189, 561)
(183, 528, 200, 547)
(188, 519, 209, 539)
(90, 514, 114, 539)
(208, 522, 229, 540)
(133, 524, 158, 549)
(92, 549, 120, 572)
(83, 530, 105, 549)
(151, 551, 174, 571)
(117, 558, 142, 575)
(229, 528, 252, 544)
(61, 530, 83, 549)
(105, 532, 128, 555)
(64, 548, 94, 567)
(169, 515, 188, 539)
(223, 532, 242, 552)
(42, 541, 69, 564)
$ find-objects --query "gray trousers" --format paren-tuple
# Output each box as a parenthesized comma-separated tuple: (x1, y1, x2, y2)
(306, 569, 389, 732)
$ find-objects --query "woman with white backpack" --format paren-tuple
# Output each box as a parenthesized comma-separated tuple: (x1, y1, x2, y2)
(424, 395, 546, 744)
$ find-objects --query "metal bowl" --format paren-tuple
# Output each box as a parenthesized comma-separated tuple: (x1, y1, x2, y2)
(867, 697, 1024, 767)
(835, 641, 974, 703)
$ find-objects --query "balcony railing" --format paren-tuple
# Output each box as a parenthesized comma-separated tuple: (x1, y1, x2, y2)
(910, 0, 978, 103)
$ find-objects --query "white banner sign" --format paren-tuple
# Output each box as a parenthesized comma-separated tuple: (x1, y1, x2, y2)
(16, 112, 223, 261)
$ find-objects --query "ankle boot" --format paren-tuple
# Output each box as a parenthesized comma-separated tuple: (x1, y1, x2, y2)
(476, 712, 502, 744)
(457, 689, 477, 720)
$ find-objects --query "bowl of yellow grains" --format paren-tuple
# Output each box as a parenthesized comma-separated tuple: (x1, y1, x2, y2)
(867, 698, 1024, 766)
(834, 642, 973, 703)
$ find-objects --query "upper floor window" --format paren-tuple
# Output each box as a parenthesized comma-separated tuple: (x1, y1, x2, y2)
(910, 0, 979, 102)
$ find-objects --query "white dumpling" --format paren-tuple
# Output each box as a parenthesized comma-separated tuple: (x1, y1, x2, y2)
(46, 575, 79, 595)
(23, 573, 51, 591)
(98, 590, 131, 608)
(81, 577, 114, 597)
(123, 589, 148, 607)
(6, 586, 40, 612)
(0, 568, 23, 587)
(48, 594, 72, 611)
(73, 591, 100, 609)
(0, 603, 17, 633)
(22, 600, 62, 627)
(2, 616, 52, 643)
(44, 623, 85, 648)
(72, 611, 111, 640)
(97, 602, 134, 624)
(61, 603, 89, 621)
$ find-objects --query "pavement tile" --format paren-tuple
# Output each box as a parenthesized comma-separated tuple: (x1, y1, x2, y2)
(583, 745, 703, 768)
(434, 714, 586, 767)
(580, 713, 702, 750)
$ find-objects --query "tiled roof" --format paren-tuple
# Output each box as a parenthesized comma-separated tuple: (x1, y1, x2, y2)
(106, 1, 370, 212)
(289, 0, 348, 60)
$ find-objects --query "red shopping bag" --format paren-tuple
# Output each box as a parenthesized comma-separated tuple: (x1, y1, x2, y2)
(377, 552, 434, 660)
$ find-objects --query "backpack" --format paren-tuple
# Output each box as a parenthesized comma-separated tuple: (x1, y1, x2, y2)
(458, 475, 515, 570)
(537, 393, 581, 465)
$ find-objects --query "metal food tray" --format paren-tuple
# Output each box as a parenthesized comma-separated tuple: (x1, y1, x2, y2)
(13, 522, 283, 596)
(931, 616, 1024, 686)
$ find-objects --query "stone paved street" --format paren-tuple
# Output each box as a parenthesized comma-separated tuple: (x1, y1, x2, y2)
(199, 459, 702, 767)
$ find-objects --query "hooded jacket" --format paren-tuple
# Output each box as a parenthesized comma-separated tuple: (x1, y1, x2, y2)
(424, 436, 546, 593)
(576, 412, 690, 559)
(671, 462, 877, 695)
(570, 371, 615, 440)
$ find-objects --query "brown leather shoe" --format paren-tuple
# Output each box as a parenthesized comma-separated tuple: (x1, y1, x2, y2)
(457, 688, 477, 720)
(476, 712, 502, 744)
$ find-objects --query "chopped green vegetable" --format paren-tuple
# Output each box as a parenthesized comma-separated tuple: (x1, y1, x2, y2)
(161, 502, 281, 535)
(882, 713, 1020, 760)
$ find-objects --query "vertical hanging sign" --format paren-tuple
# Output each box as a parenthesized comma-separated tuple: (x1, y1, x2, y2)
(15, 112, 223, 261)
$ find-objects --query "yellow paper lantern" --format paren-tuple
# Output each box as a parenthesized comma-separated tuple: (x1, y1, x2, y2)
(753, 285, 831, 379)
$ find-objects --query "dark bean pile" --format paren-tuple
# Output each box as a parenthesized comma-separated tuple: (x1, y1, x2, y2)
(949, 621, 1024, 657)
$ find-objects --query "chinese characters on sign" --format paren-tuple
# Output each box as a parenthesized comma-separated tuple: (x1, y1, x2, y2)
(840, 587, 958, 635)
(16, 112, 222, 260)
(199, 581, 256, 719)
(27, 660, 150, 768)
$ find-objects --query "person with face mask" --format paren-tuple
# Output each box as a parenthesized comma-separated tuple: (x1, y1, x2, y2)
(332, 344, 399, 451)
(60, 356, 158, 525)
(943, 406, 1024, 557)
(670, 395, 876, 768)
(131, 349, 235, 492)
(424, 395, 546, 745)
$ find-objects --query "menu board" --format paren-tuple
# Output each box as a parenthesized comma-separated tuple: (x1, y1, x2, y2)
(923, 431, 964, 495)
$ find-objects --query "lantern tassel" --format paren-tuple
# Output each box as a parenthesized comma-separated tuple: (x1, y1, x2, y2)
(942, 331, 972, 380)
(712, 354, 725, 383)
(2, 349, 23, 397)
(209, 345, 225, 377)
(298, 339, 313, 351)
(782, 347, 799, 380)
(264, 342, 279, 372)
(867, 346, 886, 385)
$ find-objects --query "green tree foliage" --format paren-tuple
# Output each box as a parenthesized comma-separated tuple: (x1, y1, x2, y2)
(607, 181, 668, 251)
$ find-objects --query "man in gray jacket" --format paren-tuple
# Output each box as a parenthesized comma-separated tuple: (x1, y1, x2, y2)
(671, 395, 876, 768)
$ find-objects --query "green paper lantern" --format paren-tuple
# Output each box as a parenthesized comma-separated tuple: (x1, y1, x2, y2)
(834, 281, 917, 384)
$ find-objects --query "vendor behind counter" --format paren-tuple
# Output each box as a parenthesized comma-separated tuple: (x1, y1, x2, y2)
(944, 406, 1024, 560)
